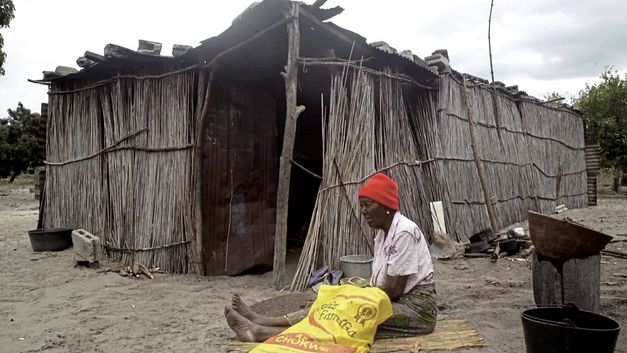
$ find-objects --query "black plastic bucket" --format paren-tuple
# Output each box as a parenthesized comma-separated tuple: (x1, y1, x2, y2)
(522, 306, 621, 353)
(27, 228, 73, 252)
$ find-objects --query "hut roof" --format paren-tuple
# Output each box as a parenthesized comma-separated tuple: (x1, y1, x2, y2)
(36, 0, 438, 84)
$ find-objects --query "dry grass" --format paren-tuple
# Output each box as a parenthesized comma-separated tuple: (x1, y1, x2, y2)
(0, 173, 35, 188)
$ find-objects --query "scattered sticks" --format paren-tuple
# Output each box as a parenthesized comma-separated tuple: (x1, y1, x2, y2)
(98, 261, 162, 279)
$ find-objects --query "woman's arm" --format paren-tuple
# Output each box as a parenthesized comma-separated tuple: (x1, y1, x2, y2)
(381, 274, 409, 301)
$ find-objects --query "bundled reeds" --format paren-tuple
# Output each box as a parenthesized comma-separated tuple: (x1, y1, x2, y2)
(290, 67, 377, 291)
(290, 65, 438, 291)
(432, 74, 587, 241)
(44, 71, 196, 273)
(518, 100, 588, 213)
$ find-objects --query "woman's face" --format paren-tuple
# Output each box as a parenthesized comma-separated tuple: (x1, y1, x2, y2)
(359, 197, 389, 229)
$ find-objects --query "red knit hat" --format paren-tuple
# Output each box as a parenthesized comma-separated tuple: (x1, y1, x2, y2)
(358, 173, 399, 210)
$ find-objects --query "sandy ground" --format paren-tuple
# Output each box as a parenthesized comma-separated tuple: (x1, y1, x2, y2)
(0, 185, 625, 353)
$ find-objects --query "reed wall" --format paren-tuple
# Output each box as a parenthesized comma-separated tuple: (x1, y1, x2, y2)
(291, 68, 439, 290)
(44, 72, 197, 273)
(433, 74, 587, 242)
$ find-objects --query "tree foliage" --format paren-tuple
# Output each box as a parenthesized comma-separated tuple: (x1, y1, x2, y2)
(0, 103, 41, 182)
(575, 68, 627, 190)
(543, 92, 565, 108)
(0, 0, 15, 75)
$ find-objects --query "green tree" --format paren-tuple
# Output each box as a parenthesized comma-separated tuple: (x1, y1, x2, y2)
(575, 68, 627, 191)
(543, 92, 565, 108)
(0, 103, 41, 182)
(0, 0, 15, 75)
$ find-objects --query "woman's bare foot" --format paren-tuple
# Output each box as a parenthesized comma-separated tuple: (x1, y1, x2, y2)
(224, 306, 282, 342)
(232, 294, 261, 323)
(232, 294, 291, 327)
(224, 306, 258, 342)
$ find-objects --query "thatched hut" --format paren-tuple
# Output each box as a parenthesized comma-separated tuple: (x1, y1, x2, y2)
(34, 0, 587, 289)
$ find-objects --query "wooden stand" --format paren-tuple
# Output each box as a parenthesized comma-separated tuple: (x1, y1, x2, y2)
(531, 251, 600, 312)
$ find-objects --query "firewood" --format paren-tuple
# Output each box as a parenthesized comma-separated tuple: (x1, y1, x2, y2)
(138, 263, 154, 279)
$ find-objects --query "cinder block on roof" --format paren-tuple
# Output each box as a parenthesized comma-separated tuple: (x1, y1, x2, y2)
(138, 40, 162, 55)
(173, 44, 192, 57)
(370, 41, 397, 54)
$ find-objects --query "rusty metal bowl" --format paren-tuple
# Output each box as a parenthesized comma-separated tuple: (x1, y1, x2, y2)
(528, 211, 612, 261)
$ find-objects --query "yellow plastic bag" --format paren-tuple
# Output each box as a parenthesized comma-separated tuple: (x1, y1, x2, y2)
(250, 284, 393, 353)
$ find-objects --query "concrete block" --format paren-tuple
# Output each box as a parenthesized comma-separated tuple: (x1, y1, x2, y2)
(369, 41, 397, 54)
(399, 50, 414, 61)
(172, 44, 192, 57)
(54, 66, 78, 76)
(425, 53, 451, 74)
(432, 49, 449, 61)
(137, 39, 162, 55)
(76, 56, 96, 69)
(71, 229, 102, 262)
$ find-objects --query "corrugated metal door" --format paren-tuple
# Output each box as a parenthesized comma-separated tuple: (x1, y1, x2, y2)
(202, 82, 278, 275)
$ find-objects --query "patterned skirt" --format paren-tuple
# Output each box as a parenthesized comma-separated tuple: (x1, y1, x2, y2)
(376, 283, 437, 338)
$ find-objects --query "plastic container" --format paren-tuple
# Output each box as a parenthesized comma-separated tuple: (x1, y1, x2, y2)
(27, 228, 73, 252)
(521, 306, 620, 353)
(339, 255, 373, 280)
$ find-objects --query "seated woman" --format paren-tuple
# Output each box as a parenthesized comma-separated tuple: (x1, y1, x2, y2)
(225, 172, 437, 341)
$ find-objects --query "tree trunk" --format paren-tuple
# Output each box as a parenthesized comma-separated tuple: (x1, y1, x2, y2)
(613, 167, 620, 192)
(532, 251, 600, 312)
(9, 172, 17, 183)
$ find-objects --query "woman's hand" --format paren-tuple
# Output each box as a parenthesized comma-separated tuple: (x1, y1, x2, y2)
(381, 275, 409, 301)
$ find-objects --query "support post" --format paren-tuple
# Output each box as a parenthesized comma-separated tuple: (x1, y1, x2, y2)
(532, 251, 600, 312)
(273, 2, 306, 289)
(462, 78, 499, 233)
(192, 70, 213, 275)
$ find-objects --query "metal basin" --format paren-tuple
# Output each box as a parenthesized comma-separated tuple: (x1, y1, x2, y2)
(27, 228, 73, 252)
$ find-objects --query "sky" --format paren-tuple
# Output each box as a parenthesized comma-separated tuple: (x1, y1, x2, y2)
(1, 0, 626, 116)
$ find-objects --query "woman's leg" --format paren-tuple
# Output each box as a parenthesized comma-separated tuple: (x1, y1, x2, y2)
(224, 307, 285, 342)
(232, 294, 309, 327)
(232, 294, 292, 327)
(376, 284, 438, 339)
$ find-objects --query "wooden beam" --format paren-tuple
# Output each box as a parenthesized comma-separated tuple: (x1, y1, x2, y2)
(192, 70, 209, 275)
(273, 2, 305, 290)
(462, 78, 500, 233)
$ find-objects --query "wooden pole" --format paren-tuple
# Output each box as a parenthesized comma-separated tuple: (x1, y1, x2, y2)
(488, 0, 495, 83)
(273, 2, 306, 289)
(192, 70, 214, 275)
(462, 78, 499, 233)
